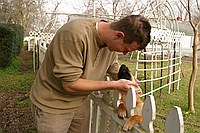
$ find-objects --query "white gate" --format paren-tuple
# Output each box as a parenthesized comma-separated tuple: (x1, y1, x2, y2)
(89, 83, 184, 133)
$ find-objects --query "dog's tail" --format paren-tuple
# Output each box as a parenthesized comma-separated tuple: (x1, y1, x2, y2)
(123, 115, 143, 131)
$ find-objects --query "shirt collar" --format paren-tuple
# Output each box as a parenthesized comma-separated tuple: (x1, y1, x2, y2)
(93, 20, 107, 48)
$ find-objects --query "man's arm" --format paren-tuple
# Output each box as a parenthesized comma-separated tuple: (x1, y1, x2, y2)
(64, 78, 139, 93)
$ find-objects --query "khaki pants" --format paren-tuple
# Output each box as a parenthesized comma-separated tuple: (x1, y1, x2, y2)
(31, 101, 90, 133)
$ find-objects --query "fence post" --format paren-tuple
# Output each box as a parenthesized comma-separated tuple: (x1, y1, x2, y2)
(99, 90, 109, 133)
(110, 90, 119, 133)
(165, 106, 184, 133)
(33, 41, 36, 72)
(130, 87, 137, 115)
(134, 95, 156, 133)
(91, 92, 100, 133)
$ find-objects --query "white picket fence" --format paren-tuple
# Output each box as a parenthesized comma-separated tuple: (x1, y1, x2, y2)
(24, 31, 55, 71)
(89, 77, 184, 133)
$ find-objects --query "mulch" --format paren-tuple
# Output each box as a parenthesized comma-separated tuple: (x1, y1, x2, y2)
(0, 89, 35, 133)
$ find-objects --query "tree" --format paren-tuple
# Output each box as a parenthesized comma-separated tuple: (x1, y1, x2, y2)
(42, 1, 62, 33)
(79, 0, 146, 20)
(171, 0, 188, 21)
(180, 0, 200, 113)
(0, 0, 63, 34)
(0, 0, 46, 34)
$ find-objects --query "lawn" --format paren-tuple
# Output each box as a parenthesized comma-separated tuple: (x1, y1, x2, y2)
(0, 51, 200, 133)
(119, 53, 200, 133)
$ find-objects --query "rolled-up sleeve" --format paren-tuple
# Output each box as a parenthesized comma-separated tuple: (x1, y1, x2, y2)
(52, 31, 84, 87)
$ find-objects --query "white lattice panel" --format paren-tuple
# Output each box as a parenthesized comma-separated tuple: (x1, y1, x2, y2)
(135, 28, 185, 97)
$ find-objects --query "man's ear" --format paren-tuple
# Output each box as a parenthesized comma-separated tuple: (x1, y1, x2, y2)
(114, 31, 125, 40)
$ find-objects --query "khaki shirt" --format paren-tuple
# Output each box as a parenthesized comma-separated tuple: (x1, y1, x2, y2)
(30, 18, 120, 114)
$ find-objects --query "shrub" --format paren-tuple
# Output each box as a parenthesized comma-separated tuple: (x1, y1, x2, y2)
(0, 23, 24, 67)
(0, 25, 15, 67)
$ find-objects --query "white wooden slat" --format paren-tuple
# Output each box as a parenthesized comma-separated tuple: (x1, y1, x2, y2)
(165, 106, 184, 133)
(89, 99, 92, 133)
(89, 94, 124, 127)
(110, 90, 120, 133)
(100, 110, 109, 133)
(91, 102, 100, 133)
(140, 95, 156, 133)
(126, 87, 136, 117)
(90, 92, 184, 133)
(119, 88, 142, 133)
(33, 43, 36, 72)
(100, 90, 109, 133)
(110, 118, 119, 133)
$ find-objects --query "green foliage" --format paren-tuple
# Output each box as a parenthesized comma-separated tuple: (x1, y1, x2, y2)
(0, 56, 24, 72)
(9, 56, 23, 72)
(0, 66, 36, 92)
(17, 101, 31, 107)
(16, 93, 29, 101)
(25, 125, 37, 133)
(0, 25, 15, 67)
(12, 24, 24, 55)
(0, 23, 24, 68)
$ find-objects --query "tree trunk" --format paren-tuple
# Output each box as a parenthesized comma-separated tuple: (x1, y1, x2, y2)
(188, 30, 199, 113)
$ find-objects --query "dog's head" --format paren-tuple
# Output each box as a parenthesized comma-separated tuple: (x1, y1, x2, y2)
(118, 64, 132, 80)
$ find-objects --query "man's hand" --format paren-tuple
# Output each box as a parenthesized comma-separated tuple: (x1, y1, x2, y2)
(135, 86, 142, 95)
(132, 77, 142, 95)
(113, 79, 140, 93)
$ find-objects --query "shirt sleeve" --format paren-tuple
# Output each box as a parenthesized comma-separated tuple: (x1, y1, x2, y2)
(107, 54, 120, 80)
(52, 30, 84, 87)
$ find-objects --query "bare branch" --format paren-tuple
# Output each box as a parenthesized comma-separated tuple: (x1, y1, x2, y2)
(196, 0, 200, 11)
(187, 0, 196, 29)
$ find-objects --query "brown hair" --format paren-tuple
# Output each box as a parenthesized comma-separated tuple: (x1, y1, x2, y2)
(110, 15, 151, 50)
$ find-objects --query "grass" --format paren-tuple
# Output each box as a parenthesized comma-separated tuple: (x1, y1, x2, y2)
(119, 53, 200, 133)
(0, 51, 200, 132)
(0, 56, 36, 92)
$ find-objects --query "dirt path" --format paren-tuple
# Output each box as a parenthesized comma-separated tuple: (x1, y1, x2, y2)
(0, 89, 35, 133)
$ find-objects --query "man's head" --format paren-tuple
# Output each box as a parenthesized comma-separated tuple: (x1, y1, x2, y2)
(108, 15, 151, 54)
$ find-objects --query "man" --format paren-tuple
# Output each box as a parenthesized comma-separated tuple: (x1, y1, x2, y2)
(30, 15, 151, 133)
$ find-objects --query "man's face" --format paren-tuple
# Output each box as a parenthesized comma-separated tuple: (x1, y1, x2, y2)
(106, 31, 141, 55)
(107, 41, 140, 55)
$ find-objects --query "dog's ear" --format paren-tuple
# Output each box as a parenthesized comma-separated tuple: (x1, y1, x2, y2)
(118, 64, 132, 80)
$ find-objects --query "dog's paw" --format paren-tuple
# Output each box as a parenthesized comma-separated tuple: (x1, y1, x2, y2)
(123, 118, 134, 132)
(123, 115, 143, 132)
(118, 103, 127, 119)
